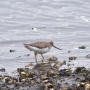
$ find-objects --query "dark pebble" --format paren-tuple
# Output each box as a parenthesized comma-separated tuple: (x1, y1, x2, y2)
(79, 46, 86, 49)
(10, 49, 15, 52)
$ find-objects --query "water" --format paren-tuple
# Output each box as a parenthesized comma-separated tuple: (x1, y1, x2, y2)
(0, 0, 90, 75)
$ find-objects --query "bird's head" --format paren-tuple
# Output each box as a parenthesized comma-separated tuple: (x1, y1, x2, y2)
(49, 41, 62, 50)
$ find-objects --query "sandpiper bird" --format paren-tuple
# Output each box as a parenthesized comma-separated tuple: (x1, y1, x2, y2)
(24, 41, 62, 63)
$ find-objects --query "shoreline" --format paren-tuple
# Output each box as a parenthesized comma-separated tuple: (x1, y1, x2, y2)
(0, 56, 90, 90)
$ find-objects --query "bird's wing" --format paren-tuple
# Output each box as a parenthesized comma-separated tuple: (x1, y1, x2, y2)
(24, 42, 47, 49)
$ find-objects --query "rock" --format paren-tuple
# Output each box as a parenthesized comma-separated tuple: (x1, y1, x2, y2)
(60, 60, 66, 66)
(17, 68, 25, 73)
(53, 63, 60, 69)
(27, 54, 30, 56)
(0, 75, 3, 80)
(20, 72, 26, 78)
(68, 50, 70, 53)
(32, 28, 37, 30)
(26, 71, 34, 77)
(5, 77, 17, 84)
(69, 56, 77, 60)
(76, 83, 85, 90)
(24, 54, 30, 56)
(85, 54, 90, 58)
(10, 49, 15, 52)
(45, 83, 54, 89)
(85, 74, 90, 81)
(75, 67, 81, 73)
(76, 78, 81, 82)
(58, 69, 72, 76)
(60, 88, 68, 90)
(20, 71, 34, 78)
(19, 77, 26, 82)
(85, 84, 90, 90)
(40, 75, 48, 80)
(79, 46, 86, 49)
(47, 56, 57, 62)
(0, 68, 5, 72)
(47, 69, 57, 76)
(67, 63, 74, 67)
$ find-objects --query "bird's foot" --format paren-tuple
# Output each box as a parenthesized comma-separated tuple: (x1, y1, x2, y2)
(25, 61, 32, 67)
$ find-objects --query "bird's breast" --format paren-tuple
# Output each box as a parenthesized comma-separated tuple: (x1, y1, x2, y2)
(25, 45, 50, 54)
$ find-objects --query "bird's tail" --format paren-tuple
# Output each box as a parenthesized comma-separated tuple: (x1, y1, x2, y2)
(23, 44, 33, 51)
(23, 43, 29, 49)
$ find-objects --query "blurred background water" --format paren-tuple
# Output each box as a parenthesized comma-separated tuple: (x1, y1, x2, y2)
(0, 0, 90, 75)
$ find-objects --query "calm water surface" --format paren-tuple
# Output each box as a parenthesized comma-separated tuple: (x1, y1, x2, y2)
(0, 0, 90, 75)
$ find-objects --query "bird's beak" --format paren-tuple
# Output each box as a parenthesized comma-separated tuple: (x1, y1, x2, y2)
(53, 45, 62, 50)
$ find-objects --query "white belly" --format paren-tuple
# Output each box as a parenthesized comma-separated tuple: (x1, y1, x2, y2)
(26, 45, 50, 54)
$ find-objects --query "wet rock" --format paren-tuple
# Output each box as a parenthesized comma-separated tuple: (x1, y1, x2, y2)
(17, 68, 25, 73)
(26, 71, 34, 77)
(17, 68, 34, 78)
(68, 50, 70, 53)
(32, 27, 37, 30)
(75, 67, 86, 73)
(75, 67, 81, 73)
(85, 54, 90, 58)
(43, 80, 49, 83)
(45, 83, 54, 89)
(85, 74, 90, 82)
(40, 74, 49, 80)
(47, 69, 57, 76)
(85, 83, 90, 90)
(14, 82, 21, 87)
(40, 83, 46, 90)
(81, 67, 86, 72)
(79, 46, 86, 49)
(27, 54, 30, 56)
(67, 63, 74, 67)
(77, 83, 85, 90)
(69, 56, 77, 60)
(60, 60, 66, 66)
(76, 78, 81, 82)
(5, 77, 17, 84)
(20, 71, 34, 78)
(53, 63, 60, 69)
(20, 72, 26, 78)
(0, 68, 5, 72)
(47, 56, 57, 62)
(10, 49, 15, 52)
(60, 88, 68, 90)
(0, 75, 3, 80)
(58, 69, 72, 76)
(19, 77, 26, 82)
(19, 56, 21, 58)
(24, 54, 30, 56)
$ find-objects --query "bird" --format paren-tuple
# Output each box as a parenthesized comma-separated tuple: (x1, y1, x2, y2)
(24, 41, 62, 63)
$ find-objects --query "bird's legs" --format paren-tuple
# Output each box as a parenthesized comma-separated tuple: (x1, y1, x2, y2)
(25, 53, 37, 67)
(41, 54, 44, 62)
(35, 53, 37, 63)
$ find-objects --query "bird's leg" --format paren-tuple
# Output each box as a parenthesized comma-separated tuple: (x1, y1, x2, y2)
(41, 54, 44, 62)
(41, 54, 44, 59)
(35, 53, 37, 63)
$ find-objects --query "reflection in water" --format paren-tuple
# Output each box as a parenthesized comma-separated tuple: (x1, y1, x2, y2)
(33, 62, 51, 71)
